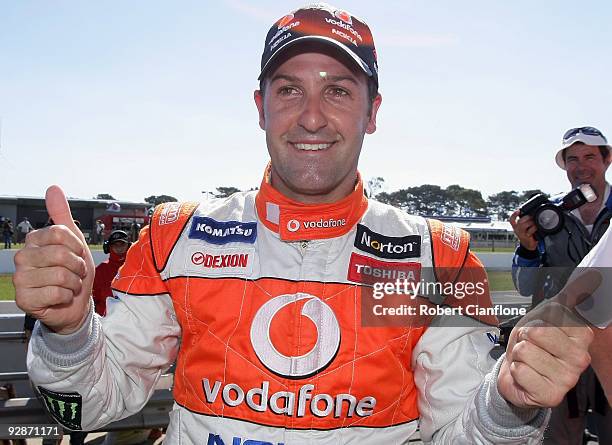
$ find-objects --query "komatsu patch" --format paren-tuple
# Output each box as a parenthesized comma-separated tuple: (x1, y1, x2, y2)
(38, 386, 82, 430)
(189, 217, 257, 244)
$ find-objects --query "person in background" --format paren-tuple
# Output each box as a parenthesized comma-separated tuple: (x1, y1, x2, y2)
(129, 221, 141, 243)
(95, 220, 105, 244)
(510, 126, 612, 444)
(16, 217, 33, 244)
(92, 230, 130, 316)
(2, 218, 14, 249)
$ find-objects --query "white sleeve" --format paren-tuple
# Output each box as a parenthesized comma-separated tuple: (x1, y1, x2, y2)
(27, 291, 180, 431)
(412, 316, 550, 444)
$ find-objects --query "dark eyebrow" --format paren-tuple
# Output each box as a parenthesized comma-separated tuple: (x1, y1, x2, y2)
(269, 74, 302, 84)
(268, 73, 359, 85)
(324, 75, 359, 85)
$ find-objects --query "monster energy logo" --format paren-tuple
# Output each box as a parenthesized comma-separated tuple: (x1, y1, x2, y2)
(44, 395, 78, 420)
(37, 386, 82, 430)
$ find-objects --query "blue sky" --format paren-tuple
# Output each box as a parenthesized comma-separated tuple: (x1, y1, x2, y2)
(1, 1, 611, 203)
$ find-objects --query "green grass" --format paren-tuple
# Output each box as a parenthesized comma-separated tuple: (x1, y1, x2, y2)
(1, 271, 516, 301)
(0, 275, 15, 301)
(472, 246, 516, 253)
(487, 270, 515, 291)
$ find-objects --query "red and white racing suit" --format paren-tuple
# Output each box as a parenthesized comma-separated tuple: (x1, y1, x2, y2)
(27, 173, 549, 444)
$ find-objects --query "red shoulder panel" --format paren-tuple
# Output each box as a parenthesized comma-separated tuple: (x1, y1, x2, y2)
(427, 219, 470, 281)
(427, 219, 498, 326)
(149, 202, 199, 272)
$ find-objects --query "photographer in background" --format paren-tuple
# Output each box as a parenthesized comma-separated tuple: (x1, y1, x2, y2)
(510, 126, 612, 444)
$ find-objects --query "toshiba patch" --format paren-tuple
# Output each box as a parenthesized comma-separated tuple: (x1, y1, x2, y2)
(185, 245, 254, 276)
(348, 252, 421, 285)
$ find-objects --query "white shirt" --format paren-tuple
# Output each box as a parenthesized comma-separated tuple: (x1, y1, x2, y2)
(571, 183, 610, 233)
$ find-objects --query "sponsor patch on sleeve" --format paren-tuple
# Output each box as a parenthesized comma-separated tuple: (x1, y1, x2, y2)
(354, 224, 421, 259)
(38, 386, 82, 430)
(158, 202, 182, 225)
(441, 224, 461, 251)
(189, 217, 257, 244)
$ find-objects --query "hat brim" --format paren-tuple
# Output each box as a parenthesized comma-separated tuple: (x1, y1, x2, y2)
(258, 35, 372, 81)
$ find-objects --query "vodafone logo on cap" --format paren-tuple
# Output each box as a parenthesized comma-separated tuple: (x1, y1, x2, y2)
(278, 13, 294, 28)
(334, 9, 352, 25)
(250, 293, 341, 378)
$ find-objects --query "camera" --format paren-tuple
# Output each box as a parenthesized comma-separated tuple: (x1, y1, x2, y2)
(519, 184, 597, 236)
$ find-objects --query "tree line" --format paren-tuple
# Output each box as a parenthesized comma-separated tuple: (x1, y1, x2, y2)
(96, 181, 543, 221)
(367, 177, 543, 220)
(94, 188, 244, 208)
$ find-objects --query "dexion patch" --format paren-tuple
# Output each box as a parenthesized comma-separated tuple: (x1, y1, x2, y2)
(189, 217, 257, 244)
(354, 224, 421, 259)
(185, 245, 255, 276)
(38, 386, 82, 430)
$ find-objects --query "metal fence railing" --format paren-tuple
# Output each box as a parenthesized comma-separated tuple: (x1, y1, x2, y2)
(1, 373, 175, 432)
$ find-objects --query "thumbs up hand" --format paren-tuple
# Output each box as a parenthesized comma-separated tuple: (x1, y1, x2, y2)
(497, 270, 598, 408)
(13, 186, 94, 334)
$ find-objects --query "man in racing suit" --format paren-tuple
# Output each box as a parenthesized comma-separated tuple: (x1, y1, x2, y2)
(15, 4, 596, 444)
(510, 126, 612, 444)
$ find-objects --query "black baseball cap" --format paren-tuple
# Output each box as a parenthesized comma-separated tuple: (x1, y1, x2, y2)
(259, 3, 379, 86)
(107, 230, 129, 244)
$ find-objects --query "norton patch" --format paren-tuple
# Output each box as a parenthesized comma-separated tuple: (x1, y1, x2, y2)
(38, 386, 82, 430)
(354, 224, 421, 259)
(189, 217, 257, 245)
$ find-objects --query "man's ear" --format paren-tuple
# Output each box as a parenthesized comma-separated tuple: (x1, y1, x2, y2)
(365, 93, 383, 135)
(254, 90, 265, 130)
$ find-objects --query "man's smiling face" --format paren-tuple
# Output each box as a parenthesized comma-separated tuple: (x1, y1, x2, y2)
(255, 43, 381, 203)
(564, 143, 610, 192)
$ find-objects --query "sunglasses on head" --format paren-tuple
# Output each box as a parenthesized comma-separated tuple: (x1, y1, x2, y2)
(563, 126, 606, 142)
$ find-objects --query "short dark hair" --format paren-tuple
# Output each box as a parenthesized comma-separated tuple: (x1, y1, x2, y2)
(561, 143, 610, 163)
(366, 78, 379, 110)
